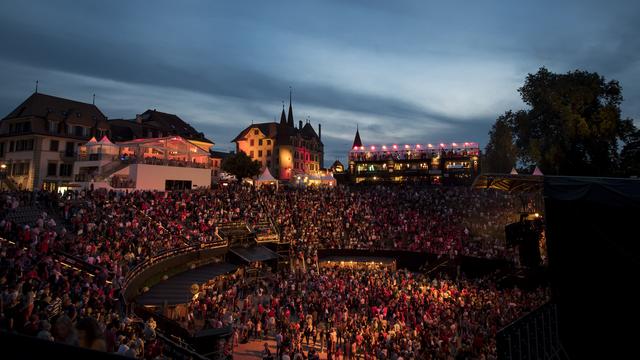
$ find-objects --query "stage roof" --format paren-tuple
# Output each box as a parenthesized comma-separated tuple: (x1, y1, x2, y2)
(229, 246, 280, 262)
(472, 173, 543, 193)
(136, 263, 238, 306)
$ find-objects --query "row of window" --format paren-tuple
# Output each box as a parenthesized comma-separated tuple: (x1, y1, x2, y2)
(47, 163, 73, 177)
(249, 150, 272, 158)
(5, 139, 35, 153)
(249, 139, 272, 147)
(47, 120, 107, 138)
(294, 151, 320, 162)
(293, 162, 320, 171)
(6, 162, 30, 176)
(8, 122, 31, 134)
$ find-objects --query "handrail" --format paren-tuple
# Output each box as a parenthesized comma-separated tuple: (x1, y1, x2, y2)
(121, 239, 227, 292)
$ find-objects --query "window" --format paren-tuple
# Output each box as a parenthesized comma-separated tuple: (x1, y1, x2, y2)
(165, 180, 193, 191)
(49, 121, 58, 133)
(250, 151, 254, 158)
(0, 143, 3, 157)
(267, 160, 271, 167)
(14, 139, 34, 151)
(253, 129, 258, 135)
(267, 140, 271, 145)
(47, 163, 57, 176)
(250, 139, 254, 146)
(258, 139, 263, 146)
(11, 162, 29, 176)
(267, 150, 271, 157)
(258, 150, 263, 157)
(59, 164, 73, 177)
(65, 142, 75, 157)
(50, 140, 59, 151)
(9, 141, 14, 152)
(74, 126, 83, 137)
(9, 122, 31, 134)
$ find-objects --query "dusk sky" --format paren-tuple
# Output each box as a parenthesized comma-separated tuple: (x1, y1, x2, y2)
(1, 0, 638, 162)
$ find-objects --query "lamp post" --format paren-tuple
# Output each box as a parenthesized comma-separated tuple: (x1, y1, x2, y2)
(0, 164, 7, 191)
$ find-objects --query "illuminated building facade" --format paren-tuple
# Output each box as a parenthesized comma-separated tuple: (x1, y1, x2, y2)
(348, 128, 480, 184)
(233, 95, 323, 181)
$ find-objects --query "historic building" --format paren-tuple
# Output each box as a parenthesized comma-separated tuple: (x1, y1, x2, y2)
(347, 128, 481, 185)
(0, 92, 218, 190)
(233, 96, 324, 181)
(0, 92, 110, 190)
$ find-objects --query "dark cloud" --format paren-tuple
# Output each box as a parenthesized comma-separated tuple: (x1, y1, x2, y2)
(0, 0, 638, 163)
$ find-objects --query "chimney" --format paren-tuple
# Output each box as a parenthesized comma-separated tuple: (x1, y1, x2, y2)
(299, 120, 302, 129)
(318, 123, 321, 140)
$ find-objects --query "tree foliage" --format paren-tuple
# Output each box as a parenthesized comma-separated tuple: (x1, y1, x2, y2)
(484, 111, 520, 173)
(620, 129, 640, 176)
(221, 151, 262, 180)
(485, 67, 636, 176)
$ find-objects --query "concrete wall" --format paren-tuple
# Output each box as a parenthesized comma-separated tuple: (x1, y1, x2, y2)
(131, 164, 211, 191)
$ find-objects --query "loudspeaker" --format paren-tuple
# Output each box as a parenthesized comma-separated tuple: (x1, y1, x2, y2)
(519, 236, 541, 267)
(506, 220, 543, 267)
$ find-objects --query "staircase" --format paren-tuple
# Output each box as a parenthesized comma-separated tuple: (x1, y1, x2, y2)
(216, 221, 255, 247)
(95, 160, 129, 181)
(253, 219, 280, 243)
(1, 177, 18, 191)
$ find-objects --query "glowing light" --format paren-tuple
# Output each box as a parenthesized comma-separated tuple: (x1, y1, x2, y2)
(416, 144, 421, 148)
(353, 146, 358, 150)
(382, 145, 387, 150)
(440, 143, 445, 147)
(393, 144, 398, 150)
(360, 146, 365, 150)
(464, 142, 469, 146)
(452, 142, 457, 147)
(534, 213, 540, 218)
(371, 146, 376, 151)
(404, 145, 410, 149)
(428, 144, 433, 148)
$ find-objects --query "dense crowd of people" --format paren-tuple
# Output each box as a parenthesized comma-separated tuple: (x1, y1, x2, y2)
(188, 265, 548, 359)
(259, 185, 525, 263)
(0, 183, 543, 359)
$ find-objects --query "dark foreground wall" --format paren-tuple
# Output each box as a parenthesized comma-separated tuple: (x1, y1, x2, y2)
(544, 177, 640, 359)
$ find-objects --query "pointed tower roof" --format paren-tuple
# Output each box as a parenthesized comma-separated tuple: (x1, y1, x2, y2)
(532, 166, 544, 176)
(510, 167, 519, 175)
(352, 126, 363, 149)
(287, 88, 294, 127)
(280, 103, 287, 125)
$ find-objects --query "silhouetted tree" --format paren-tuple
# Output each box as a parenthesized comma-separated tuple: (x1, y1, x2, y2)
(620, 129, 640, 176)
(221, 151, 261, 180)
(484, 111, 520, 173)
(488, 67, 635, 176)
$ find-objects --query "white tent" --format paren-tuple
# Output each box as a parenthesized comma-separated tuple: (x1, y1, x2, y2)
(255, 167, 278, 188)
(85, 137, 98, 146)
(94, 136, 118, 155)
(532, 166, 544, 176)
(510, 167, 519, 175)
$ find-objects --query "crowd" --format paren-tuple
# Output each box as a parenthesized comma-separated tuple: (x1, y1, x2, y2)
(0, 183, 541, 359)
(186, 265, 548, 359)
(258, 185, 525, 263)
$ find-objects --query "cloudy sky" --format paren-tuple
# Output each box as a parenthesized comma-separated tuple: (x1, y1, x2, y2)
(1, 0, 638, 163)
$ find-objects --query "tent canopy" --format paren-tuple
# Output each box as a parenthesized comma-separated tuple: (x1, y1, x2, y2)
(256, 167, 277, 182)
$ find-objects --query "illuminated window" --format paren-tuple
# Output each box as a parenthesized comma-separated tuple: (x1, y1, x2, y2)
(259, 139, 263, 146)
